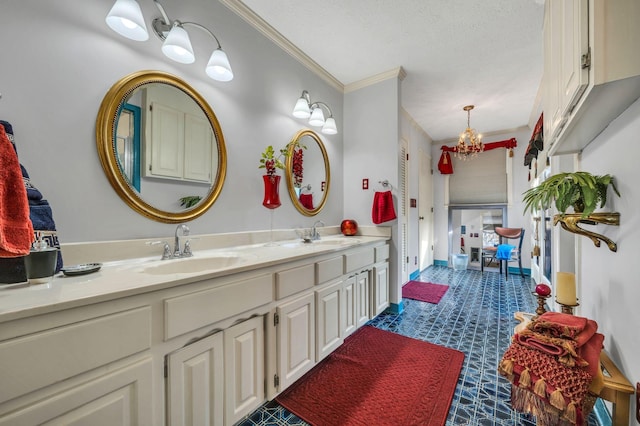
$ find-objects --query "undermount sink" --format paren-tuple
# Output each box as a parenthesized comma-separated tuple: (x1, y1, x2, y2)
(142, 254, 244, 275)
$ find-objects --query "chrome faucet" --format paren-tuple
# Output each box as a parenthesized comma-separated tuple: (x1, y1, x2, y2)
(174, 224, 190, 257)
(310, 220, 325, 241)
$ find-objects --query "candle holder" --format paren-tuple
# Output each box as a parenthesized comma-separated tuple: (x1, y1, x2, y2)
(556, 299, 580, 315)
(532, 292, 550, 317)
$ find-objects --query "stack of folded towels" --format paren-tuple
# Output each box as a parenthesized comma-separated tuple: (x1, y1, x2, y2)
(499, 312, 604, 426)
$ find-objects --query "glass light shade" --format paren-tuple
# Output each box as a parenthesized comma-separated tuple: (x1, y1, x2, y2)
(308, 107, 325, 126)
(321, 117, 338, 134)
(206, 49, 234, 81)
(106, 0, 148, 41)
(292, 97, 311, 118)
(162, 25, 195, 64)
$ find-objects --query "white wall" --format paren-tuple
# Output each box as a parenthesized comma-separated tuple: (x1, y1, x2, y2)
(579, 97, 640, 403)
(0, 0, 343, 243)
(343, 76, 401, 305)
(431, 127, 533, 268)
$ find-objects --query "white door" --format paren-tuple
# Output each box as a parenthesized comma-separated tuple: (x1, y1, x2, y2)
(399, 140, 409, 284)
(148, 102, 184, 179)
(224, 316, 264, 426)
(276, 292, 315, 391)
(167, 332, 224, 426)
(418, 147, 433, 271)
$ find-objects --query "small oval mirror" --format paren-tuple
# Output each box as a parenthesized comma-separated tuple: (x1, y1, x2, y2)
(96, 71, 227, 223)
(285, 129, 330, 216)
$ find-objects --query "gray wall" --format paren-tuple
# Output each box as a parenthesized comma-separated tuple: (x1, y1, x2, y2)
(0, 0, 344, 242)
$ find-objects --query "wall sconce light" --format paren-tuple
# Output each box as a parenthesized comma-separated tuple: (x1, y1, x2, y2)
(106, 0, 233, 82)
(292, 90, 338, 135)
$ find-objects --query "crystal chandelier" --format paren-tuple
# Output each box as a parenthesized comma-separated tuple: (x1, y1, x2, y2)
(455, 105, 484, 160)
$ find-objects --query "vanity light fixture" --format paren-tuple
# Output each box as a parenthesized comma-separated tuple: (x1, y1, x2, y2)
(105, 0, 234, 82)
(292, 90, 338, 135)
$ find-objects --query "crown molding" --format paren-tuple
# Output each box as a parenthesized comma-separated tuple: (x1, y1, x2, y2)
(219, 0, 343, 92)
(401, 108, 432, 141)
(344, 67, 406, 94)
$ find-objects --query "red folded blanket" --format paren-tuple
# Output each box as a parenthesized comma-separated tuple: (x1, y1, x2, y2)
(518, 319, 597, 367)
(529, 311, 588, 339)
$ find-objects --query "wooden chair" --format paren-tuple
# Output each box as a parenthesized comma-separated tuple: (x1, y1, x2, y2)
(481, 227, 525, 277)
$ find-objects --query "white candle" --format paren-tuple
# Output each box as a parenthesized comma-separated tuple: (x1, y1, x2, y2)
(556, 272, 577, 305)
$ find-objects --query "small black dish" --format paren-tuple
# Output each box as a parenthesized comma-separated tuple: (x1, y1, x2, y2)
(60, 263, 102, 276)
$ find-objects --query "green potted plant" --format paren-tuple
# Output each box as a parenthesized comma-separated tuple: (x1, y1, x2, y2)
(523, 171, 620, 218)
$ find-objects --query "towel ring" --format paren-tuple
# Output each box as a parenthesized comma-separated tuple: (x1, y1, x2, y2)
(378, 180, 393, 190)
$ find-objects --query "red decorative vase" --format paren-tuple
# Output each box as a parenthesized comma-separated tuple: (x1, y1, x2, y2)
(262, 175, 281, 209)
(340, 219, 358, 236)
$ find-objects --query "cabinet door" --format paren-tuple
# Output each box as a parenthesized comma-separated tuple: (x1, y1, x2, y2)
(372, 262, 390, 317)
(558, 0, 589, 117)
(224, 316, 264, 426)
(342, 275, 357, 338)
(148, 102, 184, 179)
(355, 271, 370, 327)
(167, 332, 224, 426)
(0, 358, 153, 426)
(315, 280, 343, 362)
(276, 292, 315, 391)
(184, 113, 213, 183)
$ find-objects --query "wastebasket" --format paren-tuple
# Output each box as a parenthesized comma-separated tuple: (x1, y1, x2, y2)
(452, 254, 469, 271)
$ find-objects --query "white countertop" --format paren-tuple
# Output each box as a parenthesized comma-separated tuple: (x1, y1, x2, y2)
(0, 234, 388, 323)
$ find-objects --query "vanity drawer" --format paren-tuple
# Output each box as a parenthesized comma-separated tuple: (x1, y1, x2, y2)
(316, 256, 343, 285)
(344, 247, 375, 273)
(0, 306, 151, 405)
(164, 273, 272, 340)
(276, 264, 315, 299)
(375, 244, 389, 262)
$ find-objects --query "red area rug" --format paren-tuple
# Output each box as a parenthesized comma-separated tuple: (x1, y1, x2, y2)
(402, 281, 449, 304)
(276, 326, 464, 426)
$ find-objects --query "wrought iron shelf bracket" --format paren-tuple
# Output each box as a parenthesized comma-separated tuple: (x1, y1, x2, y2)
(553, 212, 620, 252)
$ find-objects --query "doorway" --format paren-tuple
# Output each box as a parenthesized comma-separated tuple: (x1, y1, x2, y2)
(448, 205, 506, 270)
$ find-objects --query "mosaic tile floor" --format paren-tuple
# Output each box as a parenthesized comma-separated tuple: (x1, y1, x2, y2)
(238, 266, 603, 426)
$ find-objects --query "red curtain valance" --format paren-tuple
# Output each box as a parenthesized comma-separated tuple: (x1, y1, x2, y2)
(438, 138, 518, 174)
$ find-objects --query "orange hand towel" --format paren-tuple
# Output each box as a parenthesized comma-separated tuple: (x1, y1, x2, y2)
(372, 191, 397, 224)
(0, 125, 33, 257)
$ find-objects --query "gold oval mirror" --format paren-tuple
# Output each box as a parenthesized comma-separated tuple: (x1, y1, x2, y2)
(96, 70, 226, 223)
(285, 129, 330, 216)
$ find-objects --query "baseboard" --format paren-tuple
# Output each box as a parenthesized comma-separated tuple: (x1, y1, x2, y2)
(409, 270, 420, 280)
(434, 259, 448, 267)
(387, 301, 404, 315)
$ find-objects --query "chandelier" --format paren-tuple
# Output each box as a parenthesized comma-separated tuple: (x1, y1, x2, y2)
(455, 105, 484, 160)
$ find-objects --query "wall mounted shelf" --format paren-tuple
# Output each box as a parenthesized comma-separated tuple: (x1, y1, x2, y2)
(553, 212, 620, 252)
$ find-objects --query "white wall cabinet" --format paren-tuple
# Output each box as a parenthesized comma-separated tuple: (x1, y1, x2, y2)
(544, 0, 640, 155)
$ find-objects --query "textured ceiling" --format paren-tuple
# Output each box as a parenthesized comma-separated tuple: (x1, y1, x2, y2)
(234, 0, 545, 142)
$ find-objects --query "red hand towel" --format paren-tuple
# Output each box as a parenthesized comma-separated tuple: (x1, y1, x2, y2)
(0, 126, 34, 257)
(372, 191, 397, 224)
(299, 193, 314, 210)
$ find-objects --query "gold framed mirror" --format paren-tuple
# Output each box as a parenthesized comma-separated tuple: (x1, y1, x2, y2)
(96, 70, 226, 223)
(285, 129, 330, 216)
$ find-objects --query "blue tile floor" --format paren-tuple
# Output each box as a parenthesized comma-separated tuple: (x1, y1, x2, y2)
(238, 266, 602, 426)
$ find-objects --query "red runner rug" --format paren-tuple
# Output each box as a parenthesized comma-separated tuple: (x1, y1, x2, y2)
(402, 281, 449, 304)
(276, 326, 464, 426)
